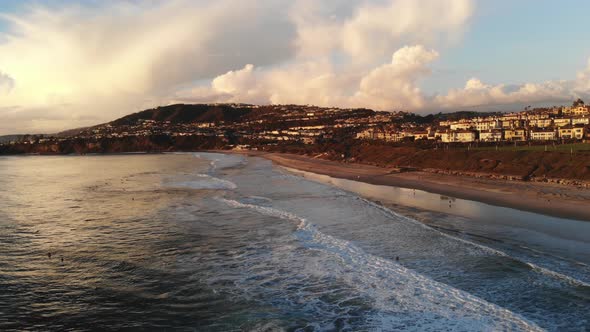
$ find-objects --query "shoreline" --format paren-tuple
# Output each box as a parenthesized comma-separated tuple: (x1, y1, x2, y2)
(228, 150, 590, 222)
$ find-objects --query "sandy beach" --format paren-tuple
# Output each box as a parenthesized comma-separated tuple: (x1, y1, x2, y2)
(232, 151, 590, 222)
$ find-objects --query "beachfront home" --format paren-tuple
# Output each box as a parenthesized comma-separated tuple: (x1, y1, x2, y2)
(564, 106, 589, 116)
(439, 130, 476, 143)
(554, 118, 572, 127)
(529, 118, 552, 128)
(500, 118, 525, 129)
(450, 121, 473, 130)
(558, 125, 585, 140)
(504, 128, 527, 141)
(479, 129, 503, 142)
(530, 128, 557, 141)
(572, 117, 590, 125)
(474, 120, 501, 131)
(455, 130, 477, 143)
(438, 131, 451, 142)
(411, 131, 429, 140)
(573, 106, 590, 116)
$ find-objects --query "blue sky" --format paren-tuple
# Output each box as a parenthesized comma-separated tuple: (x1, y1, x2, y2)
(1, 0, 590, 134)
(424, 0, 590, 93)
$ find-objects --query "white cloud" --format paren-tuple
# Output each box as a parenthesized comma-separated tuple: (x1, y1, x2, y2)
(0, 0, 295, 133)
(0, 71, 15, 94)
(339, 0, 472, 62)
(169, 0, 474, 112)
(354, 46, 439, 109)
(290, 0, 472, 62)
(184, 46, 440, 110)
(432, 59, 590, 109)
(3, 0, 590, 135)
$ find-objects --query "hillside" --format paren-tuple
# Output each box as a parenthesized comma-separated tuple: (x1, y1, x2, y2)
(3, 103, 590, 186)
(111, 104, 258, 126)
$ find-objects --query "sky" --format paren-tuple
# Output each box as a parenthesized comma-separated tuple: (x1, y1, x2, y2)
(1, 0, 590, 135)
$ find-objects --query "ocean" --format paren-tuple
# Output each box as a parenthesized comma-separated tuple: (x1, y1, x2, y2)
(0, 152, 588, 331)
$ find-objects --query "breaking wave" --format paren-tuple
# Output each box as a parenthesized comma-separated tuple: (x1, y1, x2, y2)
(217, 197, 543, 331)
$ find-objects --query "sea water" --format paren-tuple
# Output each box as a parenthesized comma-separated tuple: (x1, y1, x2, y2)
(0, 153, 588, 331)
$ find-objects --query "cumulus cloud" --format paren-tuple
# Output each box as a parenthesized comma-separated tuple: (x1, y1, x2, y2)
(0, 0, 476, 134)
(434, 78, 568, 108)
(290, 0, 472, 62)
(181, 45, 440, 110)
(0, 0, 295, 133)
(3, 0, 590, 135)
(432, 59, 590, 110)
(354, 46, 439, 109)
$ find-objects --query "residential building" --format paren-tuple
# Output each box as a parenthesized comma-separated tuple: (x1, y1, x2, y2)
(456, 130, 477, 142)
(564, 106, 589, 116)
(474, 120, 500, 131)
(450, 122, 473, 130)
(504, 128, 527, 141)
(479, 129, 503, 142)
(558, 125, 585, 140)
(572, 117, 590, 125)
(530, 129, 557, 141)
(438, 130, 454, 143)
(554, 118, 572, 127)
(411, 131, 429, 140)
(529, 118, 552, 128)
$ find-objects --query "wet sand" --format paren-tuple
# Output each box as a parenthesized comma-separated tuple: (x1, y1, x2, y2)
(231, 151, 590, 222)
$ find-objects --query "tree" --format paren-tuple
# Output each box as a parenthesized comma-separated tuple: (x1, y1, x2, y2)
(572, 98, 585, 107)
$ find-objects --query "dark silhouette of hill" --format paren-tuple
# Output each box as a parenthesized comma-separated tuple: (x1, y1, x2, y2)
(111, 104, 256, 126)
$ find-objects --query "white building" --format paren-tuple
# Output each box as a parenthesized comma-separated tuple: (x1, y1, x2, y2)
(474, 120, 500, 131)
(450, 122, 473, 130)
(530, 129, 557, 141)
(456, 130, 477, 142)
(572, 117, 590, 125)
(529, 118, 552, 128)
(558, 125, 585, 140)
(439, 130, 476, 143)
(554, 118, 572, 127)
(479, 129, 503, 142)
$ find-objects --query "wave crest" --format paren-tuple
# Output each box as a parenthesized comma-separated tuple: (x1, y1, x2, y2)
(217, 197, 542, 331)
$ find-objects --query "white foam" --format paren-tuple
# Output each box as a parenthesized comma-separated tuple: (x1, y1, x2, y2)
(193, 152, 247, 173)
(280, 167, 590, 287)
(358, 197, 590, 287)
(526, 262, 590, 288)
(217, 197, 543, 331)
(169, 174, 237, 190)
(359, 196, 511, 257)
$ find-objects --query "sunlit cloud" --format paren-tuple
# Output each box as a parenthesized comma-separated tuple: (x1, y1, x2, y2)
(433, 59, 590, 109)
(0, 0, 295, 133)
(1, 0, 590, 135)
(0, 71, 14, 94)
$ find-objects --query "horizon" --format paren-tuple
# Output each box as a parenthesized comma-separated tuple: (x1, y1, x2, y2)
(1, 0, 590, 135)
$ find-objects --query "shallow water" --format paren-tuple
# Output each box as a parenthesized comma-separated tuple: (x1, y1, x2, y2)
(0, 153, 588, 331)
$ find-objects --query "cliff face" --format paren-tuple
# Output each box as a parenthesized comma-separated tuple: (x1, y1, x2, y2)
(263, 142, 590, 182)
